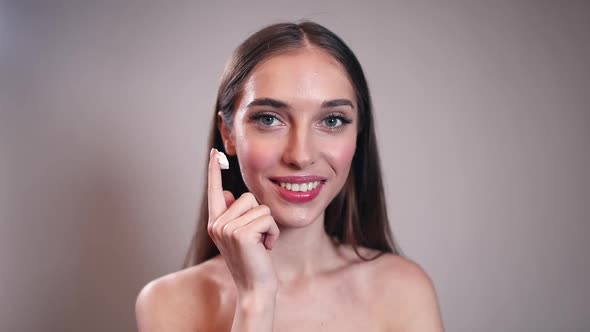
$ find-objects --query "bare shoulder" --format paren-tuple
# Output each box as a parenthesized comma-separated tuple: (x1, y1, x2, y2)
(372, 253, 434, 289)
(371, 253, 445, 332)
(336, 245, 436, 292)
(135, 256, 233, 332)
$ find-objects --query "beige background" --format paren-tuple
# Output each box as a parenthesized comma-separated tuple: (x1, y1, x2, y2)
(2, 1, 589, 331)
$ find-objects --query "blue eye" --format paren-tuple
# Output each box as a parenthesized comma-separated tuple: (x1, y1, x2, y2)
(251, 113, 282, 127)
(322, 115, 353, 130)
(260, 115, 277, 126)
(324, 117, 343, 128)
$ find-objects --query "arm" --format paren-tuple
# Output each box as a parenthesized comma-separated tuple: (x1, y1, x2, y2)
(136, 150, 280, 332)
(230, 290, 276, 332)
(207, 149, 279, 332)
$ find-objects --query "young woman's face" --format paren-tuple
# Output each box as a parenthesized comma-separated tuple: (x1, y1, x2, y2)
(223, 49, 358, 228)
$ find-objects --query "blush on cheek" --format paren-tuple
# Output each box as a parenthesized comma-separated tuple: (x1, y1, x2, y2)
(324, 139, 357, 190)
(236, 136, 281, 191)
(329, 141, 356, 171)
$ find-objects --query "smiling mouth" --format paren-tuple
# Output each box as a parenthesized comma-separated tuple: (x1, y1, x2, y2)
(275, 180, 322, 192)
(269, 176, 327, 202)
(270, 180, 325, 203)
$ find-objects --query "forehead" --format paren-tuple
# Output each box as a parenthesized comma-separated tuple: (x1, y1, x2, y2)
(239, 49, 356, 107)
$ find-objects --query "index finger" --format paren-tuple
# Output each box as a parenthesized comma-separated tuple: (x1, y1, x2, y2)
(208, 148, 226, 222)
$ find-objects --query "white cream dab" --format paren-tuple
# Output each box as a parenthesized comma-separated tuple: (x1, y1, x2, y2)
(216, 151, 229, 170)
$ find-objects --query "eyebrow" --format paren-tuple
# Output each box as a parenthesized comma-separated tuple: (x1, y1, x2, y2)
(247, 98, 289, 109)
(321, 99, 354, 109)
(246, 98, 355, 109)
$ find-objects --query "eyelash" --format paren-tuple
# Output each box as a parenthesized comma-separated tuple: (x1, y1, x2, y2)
(322, 113, 353, 131)
(249, 112, 284, 127)
(249, 112, 353, 131)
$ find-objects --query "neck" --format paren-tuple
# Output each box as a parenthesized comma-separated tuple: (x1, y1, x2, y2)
(268, 212, 341, 285)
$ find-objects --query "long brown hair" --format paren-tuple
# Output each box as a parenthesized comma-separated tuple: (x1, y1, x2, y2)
(183, 21, 401, 268)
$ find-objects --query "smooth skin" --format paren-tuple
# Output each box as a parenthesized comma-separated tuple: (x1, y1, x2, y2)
(135, 48, 444, 332)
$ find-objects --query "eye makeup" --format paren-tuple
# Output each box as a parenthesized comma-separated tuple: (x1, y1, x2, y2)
(248, 111, 285, 128)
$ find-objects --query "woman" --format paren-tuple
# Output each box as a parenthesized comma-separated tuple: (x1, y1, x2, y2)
(136, 21, 444, 331)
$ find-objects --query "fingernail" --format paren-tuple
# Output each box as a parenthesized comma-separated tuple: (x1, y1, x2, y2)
(210, 148, 214, 157)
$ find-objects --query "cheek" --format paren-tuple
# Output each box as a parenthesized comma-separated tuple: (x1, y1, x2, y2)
(324, 135, 357, 176)
(234, 133, 280, 187)
(331, 145, 356, 175)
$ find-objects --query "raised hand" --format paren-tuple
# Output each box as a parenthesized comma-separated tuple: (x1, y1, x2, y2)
(207, 149, 280, 294)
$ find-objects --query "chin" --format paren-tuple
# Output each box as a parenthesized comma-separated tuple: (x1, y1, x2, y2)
(270, 204, 324, 229)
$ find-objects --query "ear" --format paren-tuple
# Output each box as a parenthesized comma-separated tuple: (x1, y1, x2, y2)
(217, 112, 236, 155)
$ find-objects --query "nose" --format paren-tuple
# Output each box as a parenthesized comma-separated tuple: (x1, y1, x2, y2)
(281, 125, 316, 169)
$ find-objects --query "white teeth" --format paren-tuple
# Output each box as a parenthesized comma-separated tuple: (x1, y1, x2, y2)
(278, 181, 321, 192)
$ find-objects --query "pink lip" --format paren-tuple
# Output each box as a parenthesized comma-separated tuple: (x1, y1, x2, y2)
(269, 175, 326, 203)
